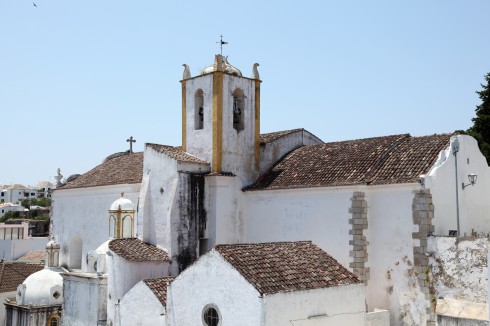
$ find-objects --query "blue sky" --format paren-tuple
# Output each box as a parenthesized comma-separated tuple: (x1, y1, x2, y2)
(1, 0, 489, 186)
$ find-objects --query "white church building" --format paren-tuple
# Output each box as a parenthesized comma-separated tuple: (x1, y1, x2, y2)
(6, 54, 490, 326)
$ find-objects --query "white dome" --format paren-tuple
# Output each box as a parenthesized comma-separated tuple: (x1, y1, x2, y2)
(46, 239, 60, 250)
(200, 55, 242, 76)
(96, 240, 110, 255)
(18, 269, 63, 305)
(110, 196, 134, 211)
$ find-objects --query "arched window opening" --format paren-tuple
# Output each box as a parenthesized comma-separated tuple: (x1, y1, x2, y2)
(232, 89, 244, 131)
(202, 305, 220, 326)
(48, 313, 60, 326)
(70, 237, 83, 269)
(122, 214, 133, 238)
(109, 215, 116, 238)
(195, 89, 204, 130)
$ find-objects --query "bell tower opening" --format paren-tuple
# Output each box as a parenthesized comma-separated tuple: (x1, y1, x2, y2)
(195, 89, 204, 130)
(232, 88, 244, 131)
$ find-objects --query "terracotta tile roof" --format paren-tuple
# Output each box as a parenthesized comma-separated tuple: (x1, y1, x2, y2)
(59, 152, 143, 190)
(368, 134, 452, 185)
(16, 251, 45, 263)
(146, 143, 208, 164)
(0, 262, 44, 293)
(215, 241, 360, 295)
(108, 238, 170, 262)
(144, 277, 175, 306)
(260, 129, 305, 144)
(247, 134, 452, 190)
(2, 184, 29, 190)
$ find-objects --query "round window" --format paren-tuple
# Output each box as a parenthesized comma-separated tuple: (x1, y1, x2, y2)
(202, 305, 220, 326)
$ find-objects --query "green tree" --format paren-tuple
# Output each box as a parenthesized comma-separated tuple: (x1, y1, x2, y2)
(465, 73, 490, 163)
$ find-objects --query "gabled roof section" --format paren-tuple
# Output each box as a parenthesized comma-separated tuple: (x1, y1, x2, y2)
(260, 129, 305, 144)
(59, 152, 143, 190)
(368, 134, 452, 185)
(247, 133, 452, 190)
(215, 241, 360, 295)
(17, 251, 45, 263)
(108, 238, 170, 262)
(146, 143, 208, 164)
(0, 262, 44, 293)
(144, 277, 176, 306)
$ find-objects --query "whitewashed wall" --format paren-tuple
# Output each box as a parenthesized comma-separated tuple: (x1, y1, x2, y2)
(119, 280, 166, 326)
(184, 74, 214, 163)
(138, 149, 179, 249)
(106, 252, 169, 326)
(365, 184, 428, 325)
(52, 184, 140, 270)
(259, 130, 323, 176)
(205, 175, 240, 249)
(425, 135, 490, 236)
(262, 284, 366, 326)
(0, 291, 15, 326)
(166, 250, 262, 326)
(428, 236, 488, 303)
(220, 75, 257, 184)
(242, 187, 354, 268)
(0, 237, 47, 260)
(242, 183, 432, 325)
(62, 273, 107, 326)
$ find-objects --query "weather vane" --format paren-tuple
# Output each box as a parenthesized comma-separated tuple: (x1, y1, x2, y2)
(216, 34, 228, 55)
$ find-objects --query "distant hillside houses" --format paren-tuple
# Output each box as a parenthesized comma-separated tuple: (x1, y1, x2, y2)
(0, 182, 54, 205)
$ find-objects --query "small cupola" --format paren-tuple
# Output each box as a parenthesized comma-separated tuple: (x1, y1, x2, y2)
(108, 193, 135, 239)
(45, 235, 60, 268)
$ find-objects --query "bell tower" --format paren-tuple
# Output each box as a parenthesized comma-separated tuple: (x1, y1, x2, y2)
(181, 55, 261, 181)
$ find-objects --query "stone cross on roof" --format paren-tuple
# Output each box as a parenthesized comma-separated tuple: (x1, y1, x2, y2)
(216, 34, 228, 55)
(126, 136, 136, 154)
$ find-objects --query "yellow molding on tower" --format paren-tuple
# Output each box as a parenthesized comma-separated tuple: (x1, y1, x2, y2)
(212, 71, 224, 172)
(181, 80, 187, 152)
(254, 79, 261, 171)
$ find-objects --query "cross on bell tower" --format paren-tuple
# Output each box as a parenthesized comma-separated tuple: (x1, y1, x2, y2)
(126, 136, 136, 153)
(216, 34, 228, 55)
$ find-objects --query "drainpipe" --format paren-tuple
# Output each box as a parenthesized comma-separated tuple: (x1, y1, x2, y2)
(452, 138, 460, 236)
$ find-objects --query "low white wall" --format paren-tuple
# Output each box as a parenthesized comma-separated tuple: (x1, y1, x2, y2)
(62, 273, 107, 326)
(119, 280, 165, 326)
(0, 291, 16, 326)
(428, 236, 488, 304)
(262, 284, 366, 326)
(366, 309, 390, 326)
(0, 237, 47, 260)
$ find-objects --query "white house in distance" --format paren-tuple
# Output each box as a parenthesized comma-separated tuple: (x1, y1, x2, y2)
(21, 54, 490, 326)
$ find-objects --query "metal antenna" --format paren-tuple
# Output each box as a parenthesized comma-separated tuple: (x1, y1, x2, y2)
(216, 34, 228, 55)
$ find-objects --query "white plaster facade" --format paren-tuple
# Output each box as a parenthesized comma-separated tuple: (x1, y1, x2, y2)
(119, 281, 166, 326)
(51, 184, 139, 270)
(425, 135, 490, 236)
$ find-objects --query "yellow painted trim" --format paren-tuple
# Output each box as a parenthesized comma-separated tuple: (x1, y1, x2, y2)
(212, 72, 223, 172)
(254, 80, 261, 171)
(181, 80, 187, 152)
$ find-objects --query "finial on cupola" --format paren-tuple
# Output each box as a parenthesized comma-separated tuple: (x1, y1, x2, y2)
(182, 64, 191, 79)
(252, 63, 260, 80)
